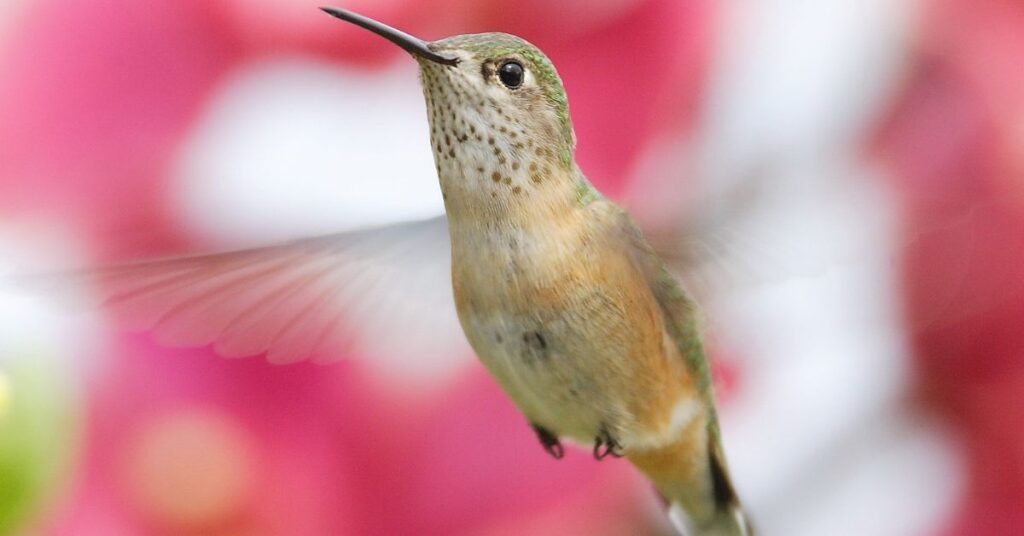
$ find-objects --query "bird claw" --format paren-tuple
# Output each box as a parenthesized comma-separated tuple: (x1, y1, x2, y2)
(532, 424, 565, 460)
(593, 427, 624, 460)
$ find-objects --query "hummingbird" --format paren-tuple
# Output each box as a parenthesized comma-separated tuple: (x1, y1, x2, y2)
(59, 7, 750, 535)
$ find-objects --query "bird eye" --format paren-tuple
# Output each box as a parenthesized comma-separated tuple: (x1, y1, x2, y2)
(498, 61, 525, 89)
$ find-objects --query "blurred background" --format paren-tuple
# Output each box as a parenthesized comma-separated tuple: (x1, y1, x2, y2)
(0, 0, 1021, 534)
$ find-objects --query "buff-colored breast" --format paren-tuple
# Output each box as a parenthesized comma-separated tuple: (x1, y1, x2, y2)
(449, 201, 699, 447)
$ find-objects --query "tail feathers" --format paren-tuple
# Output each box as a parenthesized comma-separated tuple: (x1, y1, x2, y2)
(669, 502, 751, 536)
(657, 434, 752, 536)
(627, 416, 751, 535)
(692, 427, 753, 535)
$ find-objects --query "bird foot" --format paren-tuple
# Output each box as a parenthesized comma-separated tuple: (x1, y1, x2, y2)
(593, 427, 624, 460)
(531, 424, 565, 459)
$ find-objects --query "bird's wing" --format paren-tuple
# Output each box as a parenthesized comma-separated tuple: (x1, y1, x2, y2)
(35, 216, 470, 366)
(636, 176, 829, 307)
(617, 206, 749, 532)
(616, 208, 712, 395)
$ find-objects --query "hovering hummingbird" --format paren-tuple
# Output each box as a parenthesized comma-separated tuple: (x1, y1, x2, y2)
(64, 7, 751, 535)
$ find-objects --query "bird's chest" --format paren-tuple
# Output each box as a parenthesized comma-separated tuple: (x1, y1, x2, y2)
(449, 224, 635, 435)
(451, 223, 606, 330)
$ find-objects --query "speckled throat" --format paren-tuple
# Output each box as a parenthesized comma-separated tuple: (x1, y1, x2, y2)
(416, 36, 599, 225)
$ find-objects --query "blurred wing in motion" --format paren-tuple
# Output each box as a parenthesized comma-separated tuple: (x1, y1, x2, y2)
(638, 174, 846, 306)
(643, 166, 1015, 334)
(42, 216, 470, 367)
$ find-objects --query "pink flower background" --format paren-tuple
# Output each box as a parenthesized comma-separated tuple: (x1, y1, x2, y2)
(0, 0, 1021, 535)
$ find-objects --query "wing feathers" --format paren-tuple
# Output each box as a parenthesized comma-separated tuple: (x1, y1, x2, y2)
(55, 216, 470, 367)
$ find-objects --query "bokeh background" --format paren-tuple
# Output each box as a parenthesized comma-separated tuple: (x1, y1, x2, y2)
(0, 0, 1022, 534)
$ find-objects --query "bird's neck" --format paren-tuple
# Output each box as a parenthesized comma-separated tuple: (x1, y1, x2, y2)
(437, 152, 595, 231)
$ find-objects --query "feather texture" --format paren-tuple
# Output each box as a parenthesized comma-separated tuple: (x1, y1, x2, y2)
(34, 217, 470, 366)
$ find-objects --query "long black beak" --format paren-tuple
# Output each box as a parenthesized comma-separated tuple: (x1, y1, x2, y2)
(320, 7, 459, 66)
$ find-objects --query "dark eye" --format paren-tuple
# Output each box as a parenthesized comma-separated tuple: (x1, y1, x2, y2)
(498, 61, 525, 89)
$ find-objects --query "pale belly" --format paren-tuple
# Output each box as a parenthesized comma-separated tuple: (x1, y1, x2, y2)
(459, 295, 628, 442)
(446, 202, 702, 451)
(453, 249, 682, 445)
